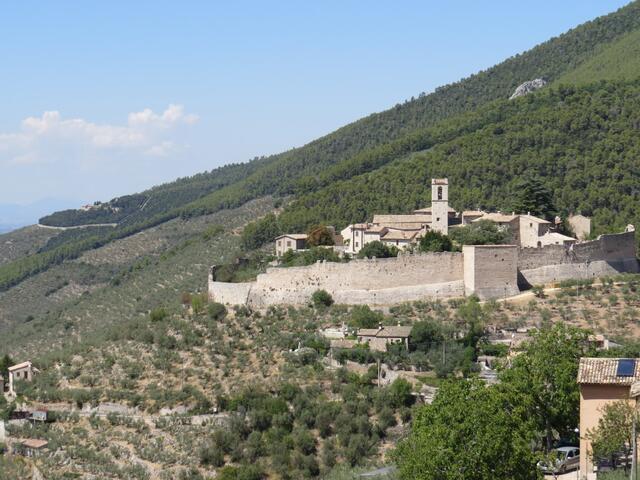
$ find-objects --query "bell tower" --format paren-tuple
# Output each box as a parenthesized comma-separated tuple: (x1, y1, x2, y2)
(431, 178, 449, 235)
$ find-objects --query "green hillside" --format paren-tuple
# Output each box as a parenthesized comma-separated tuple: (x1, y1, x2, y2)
(557, 28, 640, 85)
(246, 79, 640, 243)
(2, 2, 640, 346)
(4, 0, 636, 297)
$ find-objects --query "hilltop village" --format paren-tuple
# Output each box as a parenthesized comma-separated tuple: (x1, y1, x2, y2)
(212, 178, 636, 308)
(275, 178, 589, 258)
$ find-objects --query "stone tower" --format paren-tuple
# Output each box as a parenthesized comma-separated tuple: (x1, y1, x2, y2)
(431, 178, 449, 235)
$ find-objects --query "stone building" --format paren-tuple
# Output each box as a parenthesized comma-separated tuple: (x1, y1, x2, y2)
(430, 178, 450, 235)
(577, 357, 640, 479)
(8, 361, 37, 396)
(357, 325, 412, 352)
(275, 234, 308, 257)
(569, 215, 592, 241)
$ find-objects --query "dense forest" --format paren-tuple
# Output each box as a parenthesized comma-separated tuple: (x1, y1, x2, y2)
(244, 79, 640, 246)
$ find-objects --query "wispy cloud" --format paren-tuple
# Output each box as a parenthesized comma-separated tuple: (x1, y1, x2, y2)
(0, 104, 199, 165)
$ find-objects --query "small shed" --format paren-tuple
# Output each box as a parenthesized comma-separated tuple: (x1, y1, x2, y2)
(13, 438, 48, 457)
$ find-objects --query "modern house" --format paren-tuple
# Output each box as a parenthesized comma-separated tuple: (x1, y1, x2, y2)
(577, 357, 640, 478)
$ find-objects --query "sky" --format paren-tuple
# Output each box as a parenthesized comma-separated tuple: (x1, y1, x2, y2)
(0, 0, 631, 219)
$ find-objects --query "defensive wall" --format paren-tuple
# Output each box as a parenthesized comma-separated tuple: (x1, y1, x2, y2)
(208, 230, 639, 307)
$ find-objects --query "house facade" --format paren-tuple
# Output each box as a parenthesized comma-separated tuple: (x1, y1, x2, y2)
(577, 357, 640, 479)
(8, 361, 36, 396)
(356, 325, 412, 352)
(275, 234, 308, 257)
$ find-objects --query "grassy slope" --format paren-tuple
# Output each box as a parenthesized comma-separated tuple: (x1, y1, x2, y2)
(557, 28, 640, 84)
(7, 278, 640, 479)
(0, 198, 276, 356)
(2, 3, 640, 353)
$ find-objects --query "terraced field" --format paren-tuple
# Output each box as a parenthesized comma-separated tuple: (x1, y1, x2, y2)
(0, 197, 277, 357)
(0, 226, 59, 266)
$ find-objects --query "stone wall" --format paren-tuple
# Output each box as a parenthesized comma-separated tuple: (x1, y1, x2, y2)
(517, 231, 638, 286)
(463, 245, 519, 300)
(210, 253, 464, 307)
(208, 231, 638, 306)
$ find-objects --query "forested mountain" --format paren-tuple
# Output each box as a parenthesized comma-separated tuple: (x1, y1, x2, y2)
(2, 2, 640, 334)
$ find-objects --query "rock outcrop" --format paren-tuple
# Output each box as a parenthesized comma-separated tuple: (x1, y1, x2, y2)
(509, 78, 547, 99)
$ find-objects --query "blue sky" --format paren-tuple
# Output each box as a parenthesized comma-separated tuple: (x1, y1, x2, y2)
(0, 0, 631, 214)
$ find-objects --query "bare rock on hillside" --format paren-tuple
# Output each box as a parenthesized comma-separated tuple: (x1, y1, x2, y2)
(509, 78, 547, 99)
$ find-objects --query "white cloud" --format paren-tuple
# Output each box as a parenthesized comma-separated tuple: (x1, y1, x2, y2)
(0, 104, 198, 165)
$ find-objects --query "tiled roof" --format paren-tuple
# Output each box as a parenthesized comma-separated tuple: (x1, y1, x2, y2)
(330, 339, 356, 349)
(414, 206, 456, 214)
(8, 361, 32, 371)
(577, 357, 640, 385)
(473, 212, 518, 223)
(462, 210, 485, 216)
(357, 326, 412, 338)
(22, 439, 48, 449)
(518, 214, 552, 225)
(381, 230, 420, 241)
(372, 214, 431, 225)
(276, 234, 308, 240)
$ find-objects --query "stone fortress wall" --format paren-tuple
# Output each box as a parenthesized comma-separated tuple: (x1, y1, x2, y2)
(208, 231, 639, 307)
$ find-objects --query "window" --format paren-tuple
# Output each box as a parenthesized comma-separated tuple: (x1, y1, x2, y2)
(355, 242, 359, 247)
(287, 241, 291, 247)
(437, 186, 443, 200)
(277, 240, 281, 246)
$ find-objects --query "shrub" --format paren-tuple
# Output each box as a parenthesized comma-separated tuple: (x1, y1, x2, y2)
(191, 294, 208, 315)
(350, 305, 384, 328)
(419, 230, 452, 252)
(208, 302, 228, 321)
(150, 308, 168, 322)
(449, 220, 509, 246)
(357, 241, 397, 259)
(307, 225, 335, 247)
(312, 290, 334, 308)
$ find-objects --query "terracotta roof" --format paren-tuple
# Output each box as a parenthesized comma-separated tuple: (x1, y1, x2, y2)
(365, 225, 387, 234)
(21, 439, 48, 449)
(352, 223, 369, 229)
(414, 206, 456, 214)
(518, 214, 552, 225)
(462, 210, 485, 216)
(473, 213, 517, 223)
(577, 358, 640, 385)
(431, 178, 448, 185)
(9, 362, 32, 371)
(381, 230, 420, 241)
(357, 326, 412, 339)
(275, 234, 308, 240)
(372, 214, 431, 225)
(330, 339, 356, 349)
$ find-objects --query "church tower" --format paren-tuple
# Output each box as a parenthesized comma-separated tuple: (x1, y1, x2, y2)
(431, 178, 449, 235)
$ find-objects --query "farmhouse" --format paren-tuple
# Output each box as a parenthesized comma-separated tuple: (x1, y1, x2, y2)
(357, 325, 412, 352)
(8, 361, 37, 396)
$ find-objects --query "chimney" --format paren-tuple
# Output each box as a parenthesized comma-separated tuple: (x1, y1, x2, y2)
(378, 322, 383, 331)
